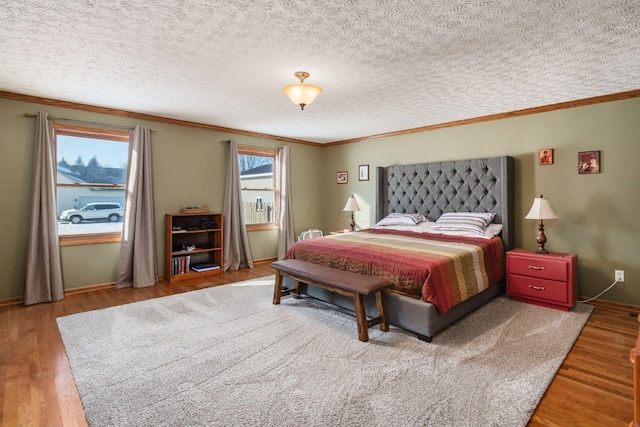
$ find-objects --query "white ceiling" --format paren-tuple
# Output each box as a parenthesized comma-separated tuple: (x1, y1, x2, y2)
(1, 1, 639, 144)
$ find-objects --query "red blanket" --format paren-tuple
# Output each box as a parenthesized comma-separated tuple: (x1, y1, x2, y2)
(285, 228, 505, 314)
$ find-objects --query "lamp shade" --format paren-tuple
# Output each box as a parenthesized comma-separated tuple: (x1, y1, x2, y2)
(282, 71, 322, 110)
(343, 196, 360, 212)
(282, 83, 322, 108)
(525, 195, 558, 220)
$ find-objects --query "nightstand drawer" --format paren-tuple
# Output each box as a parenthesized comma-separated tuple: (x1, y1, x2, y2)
(508, 256, 568, 282)
(508, 274, 568, 304)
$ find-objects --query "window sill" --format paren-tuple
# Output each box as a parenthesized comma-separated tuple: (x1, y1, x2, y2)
(246, 224, 278, 232)
(60, 232, 122, 247)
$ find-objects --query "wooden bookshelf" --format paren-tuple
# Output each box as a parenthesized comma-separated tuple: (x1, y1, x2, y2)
(165, 213, 223, 282)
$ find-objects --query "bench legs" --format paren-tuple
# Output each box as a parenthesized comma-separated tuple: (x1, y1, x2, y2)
(273, 271, 389, 342)
(273, 270, 299, 305)
(376, 291, 389, 332)
(355, 291, 389, 342)
(354, 294, 368, 342)
(273, 271, 283, 304)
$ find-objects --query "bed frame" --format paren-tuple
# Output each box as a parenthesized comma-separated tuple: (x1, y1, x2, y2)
(289, 156, 514, 342)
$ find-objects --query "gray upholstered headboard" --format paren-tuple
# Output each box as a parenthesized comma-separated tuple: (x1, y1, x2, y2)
(376, 156, 514, 250)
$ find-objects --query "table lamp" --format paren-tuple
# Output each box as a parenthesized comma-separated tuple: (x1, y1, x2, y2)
(524, 194, 559, 254)
(343, 195, 361, 231)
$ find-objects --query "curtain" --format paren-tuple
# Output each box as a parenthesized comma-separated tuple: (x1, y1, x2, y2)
(277, 146, 294, 260)
(116, 126, 157, 288)
(223, 139, 253, 270)
(24, 112, 64, 305)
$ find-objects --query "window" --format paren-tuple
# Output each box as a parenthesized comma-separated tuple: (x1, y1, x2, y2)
(238, 147, 279, 231)
(55, 124, 129, 246)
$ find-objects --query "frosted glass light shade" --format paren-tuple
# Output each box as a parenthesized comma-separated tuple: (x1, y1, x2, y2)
(282, 83, 322, 109)
(282, 71, 322, 110)
(525, 195, 558, 220)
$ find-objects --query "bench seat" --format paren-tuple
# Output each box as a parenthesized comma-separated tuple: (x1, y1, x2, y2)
(271, 259, 392, 342)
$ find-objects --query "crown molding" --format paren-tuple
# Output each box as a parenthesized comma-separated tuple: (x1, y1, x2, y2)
(326, 88, 640, 146)
(3, 88, 639, 147)
(0, 90, 322, 147)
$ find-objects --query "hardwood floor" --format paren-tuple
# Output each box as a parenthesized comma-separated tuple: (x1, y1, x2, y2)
(1, 265, 636, 426)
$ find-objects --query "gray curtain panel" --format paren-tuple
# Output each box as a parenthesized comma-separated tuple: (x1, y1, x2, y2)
(277, 146, 294, 260)
(116, 126, 158, 288)
(223, 139, 253, 271)
(24, 112, 64, 305)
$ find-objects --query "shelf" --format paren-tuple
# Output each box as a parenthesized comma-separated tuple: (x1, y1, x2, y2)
(171, 247, 221, 256)
(168, 269, 221, 282)
(165, 213, 223, 283)
(172, 229, 221, 234)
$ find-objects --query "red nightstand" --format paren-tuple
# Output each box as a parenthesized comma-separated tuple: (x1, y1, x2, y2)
(506, 249, 578, 311)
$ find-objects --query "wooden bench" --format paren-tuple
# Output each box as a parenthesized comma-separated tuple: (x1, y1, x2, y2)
(271, 259, 392, 342)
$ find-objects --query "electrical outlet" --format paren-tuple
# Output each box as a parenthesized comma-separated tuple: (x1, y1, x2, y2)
(615, 270, 625, 282)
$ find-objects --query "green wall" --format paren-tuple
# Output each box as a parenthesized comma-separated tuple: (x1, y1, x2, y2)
(1, 95, 639, 306)
(0, 97, 323, 299)
(321, 97, 640, 305)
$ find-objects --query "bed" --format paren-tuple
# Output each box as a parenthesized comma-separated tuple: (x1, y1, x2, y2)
(283, 156, 514, 341)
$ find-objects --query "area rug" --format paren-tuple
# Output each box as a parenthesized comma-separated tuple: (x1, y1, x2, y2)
(57, 276, 593, 427)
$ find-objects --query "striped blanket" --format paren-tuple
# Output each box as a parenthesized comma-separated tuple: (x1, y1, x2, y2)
(285, 228, 505, 314)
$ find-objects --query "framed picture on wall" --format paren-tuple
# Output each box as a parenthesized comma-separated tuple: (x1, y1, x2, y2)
(539, 149, 553, 165)
(336, 171, 348, 184)
(578, 150, 601, 174)
(358, 164, 369, 181)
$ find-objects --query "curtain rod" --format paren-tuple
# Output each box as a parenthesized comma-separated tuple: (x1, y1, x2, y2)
(23, 113, 155, 132)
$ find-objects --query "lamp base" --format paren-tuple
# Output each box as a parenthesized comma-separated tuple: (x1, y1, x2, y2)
(535, 220, 548, 254)
(349, 212, 355, 232)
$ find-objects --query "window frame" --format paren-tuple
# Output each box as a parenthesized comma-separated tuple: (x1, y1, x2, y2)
(54, 124, 130, 246)
(238, 147, 279, 232)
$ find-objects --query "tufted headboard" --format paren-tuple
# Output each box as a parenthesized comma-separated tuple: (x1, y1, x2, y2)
(376, 156, 514, 250)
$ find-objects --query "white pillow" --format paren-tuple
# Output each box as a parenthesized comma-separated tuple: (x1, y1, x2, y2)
(426, 223, 502, 239)
(429, 212, 496, 236)
(371, 221, 502, 239)
(484, 223, 503, 238)
(374, 213, 428, 227)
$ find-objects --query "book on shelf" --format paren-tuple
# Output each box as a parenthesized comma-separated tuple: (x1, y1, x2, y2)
(172, 255, 191, 276)
(191, 262, 220, 272)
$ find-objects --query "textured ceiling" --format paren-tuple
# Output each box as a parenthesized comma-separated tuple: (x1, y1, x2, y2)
(1, 0, 639, 144)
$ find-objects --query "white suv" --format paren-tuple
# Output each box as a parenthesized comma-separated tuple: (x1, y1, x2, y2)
(59, 203, 124, 224)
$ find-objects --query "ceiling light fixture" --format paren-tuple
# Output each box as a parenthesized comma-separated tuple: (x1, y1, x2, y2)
(282, 71, 322, 110)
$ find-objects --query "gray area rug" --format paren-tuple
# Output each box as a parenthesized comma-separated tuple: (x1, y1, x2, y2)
(57, 276, 593, 427)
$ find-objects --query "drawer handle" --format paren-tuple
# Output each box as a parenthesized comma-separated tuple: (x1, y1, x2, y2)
(528, 285, 545, 291)
(528, 265, 545, 271)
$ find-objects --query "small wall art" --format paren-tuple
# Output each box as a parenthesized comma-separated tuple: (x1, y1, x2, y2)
(539, 149, 553, 165)
(336, 171, 348, 184)
(358, 164, 369, 181)
(578, 150, 601, 174)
